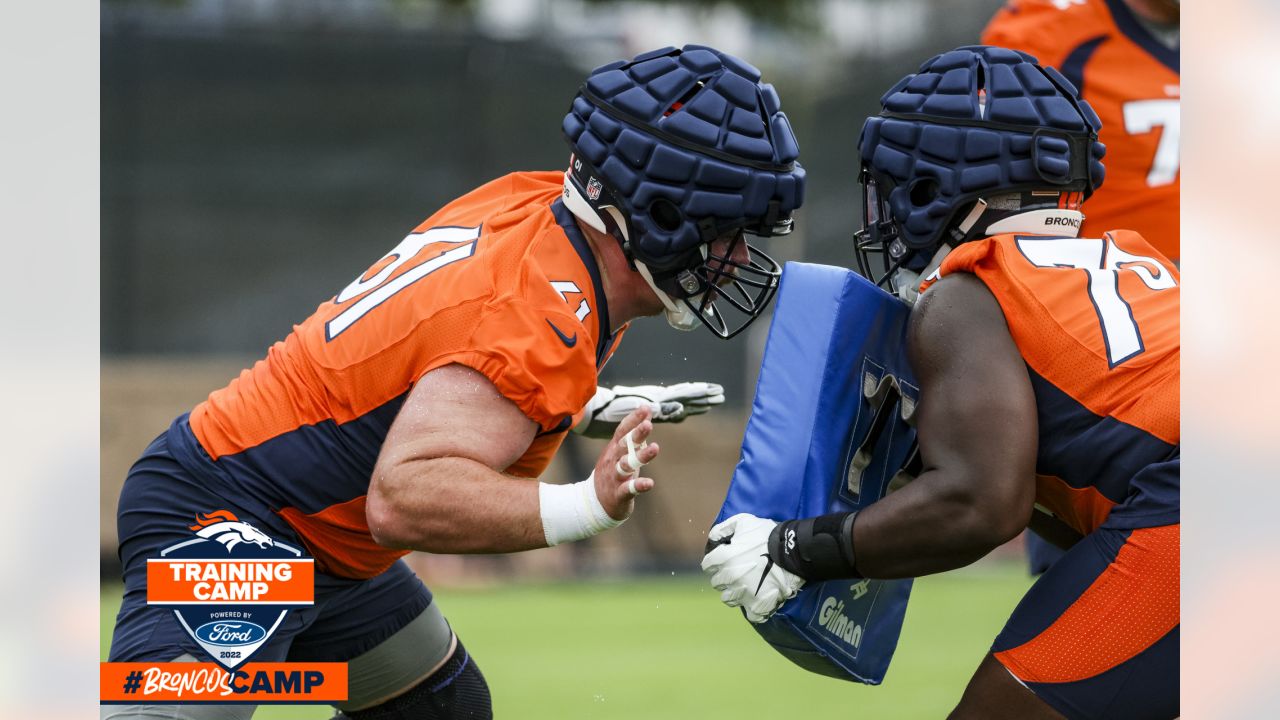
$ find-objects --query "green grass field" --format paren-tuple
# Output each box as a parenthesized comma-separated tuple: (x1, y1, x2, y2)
(102, 562, 1033, 719)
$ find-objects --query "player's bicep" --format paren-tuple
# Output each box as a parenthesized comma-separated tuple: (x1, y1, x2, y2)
(908, 274, 1037, 511)
(376, 363, 538, 477)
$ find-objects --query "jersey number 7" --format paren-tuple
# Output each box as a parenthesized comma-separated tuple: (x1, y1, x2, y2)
(326, 225, 482, 341)
(1123, 98, 1180, 188)
(1016, 236, 1177, 367)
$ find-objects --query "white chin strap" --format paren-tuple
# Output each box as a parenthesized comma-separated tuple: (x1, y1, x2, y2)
(562, 169, 705, 332)
(634, 260, 703, 332)
(895, 246, 951, 306)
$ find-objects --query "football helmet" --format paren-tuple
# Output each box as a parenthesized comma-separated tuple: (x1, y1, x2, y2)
(562, 45, 806, 339)
(854, 45, 1106, 298)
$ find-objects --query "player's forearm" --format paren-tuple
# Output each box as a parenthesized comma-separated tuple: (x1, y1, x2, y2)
(853, 470, 1030, 579)
(367, 456, 546, 554)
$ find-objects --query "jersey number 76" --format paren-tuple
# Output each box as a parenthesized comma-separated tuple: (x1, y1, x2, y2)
(1016, 236, 1177, 367)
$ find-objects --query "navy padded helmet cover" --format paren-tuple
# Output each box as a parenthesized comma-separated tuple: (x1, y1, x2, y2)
(562, 44, 806, 270)
(859, 45, 1106, 252)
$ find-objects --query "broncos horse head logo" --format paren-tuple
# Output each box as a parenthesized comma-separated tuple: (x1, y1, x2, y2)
(189, 510, 275, 552)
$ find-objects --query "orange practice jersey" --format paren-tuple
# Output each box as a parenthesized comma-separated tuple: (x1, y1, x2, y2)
(983, 0, 1180, 261)
(921, 230, 1179, 535)
(168, 172, 623, 578)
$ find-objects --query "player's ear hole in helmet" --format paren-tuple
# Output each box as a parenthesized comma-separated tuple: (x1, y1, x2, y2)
(853, 45, 1106, 302)
(561, 44, 806, 339)
(649, 198, 683, 233)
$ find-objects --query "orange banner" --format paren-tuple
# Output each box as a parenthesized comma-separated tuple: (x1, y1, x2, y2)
(146, 559, 315, 604)
(100, 662, 347, 703)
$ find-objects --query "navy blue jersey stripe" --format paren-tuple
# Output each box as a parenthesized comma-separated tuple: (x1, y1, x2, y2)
(1059, 34, 1108, 97)
(168, 394, 408, 515)
(551, 198, 614, 368)
(1027, 367, 1175, 505)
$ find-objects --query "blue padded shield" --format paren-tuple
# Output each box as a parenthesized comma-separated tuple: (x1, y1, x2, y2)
(712, 262, 920, 684)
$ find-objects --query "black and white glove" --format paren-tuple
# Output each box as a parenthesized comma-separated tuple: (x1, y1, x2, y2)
(701, 513, 805, 624)
(573, 382, 725, 439)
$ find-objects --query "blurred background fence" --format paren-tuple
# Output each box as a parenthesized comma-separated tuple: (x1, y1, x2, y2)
(101, 0, 1007, 581)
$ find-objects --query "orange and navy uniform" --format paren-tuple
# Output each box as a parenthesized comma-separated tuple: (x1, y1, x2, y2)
(921, 229, 1179, 717)
(923, 229, 1179, 534)
(983, 0, 1180, 262)
(164, 171, 624, 580)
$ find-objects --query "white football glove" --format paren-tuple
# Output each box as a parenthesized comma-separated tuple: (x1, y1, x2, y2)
(701, 513, 805, 624)
(573, 382, 725, 439)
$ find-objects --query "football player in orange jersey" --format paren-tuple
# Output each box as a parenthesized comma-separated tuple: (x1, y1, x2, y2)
(983, 0, 1179, 583)
(103, 45, 805, 720)
(703, 47, 1177, 719)
(983, 0, 1179, 263)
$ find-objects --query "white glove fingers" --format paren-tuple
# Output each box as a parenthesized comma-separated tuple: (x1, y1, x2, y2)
(719, 585, 747, 607)
(746, 586, 784, 623)
(701, 514, 804, 624)
(706, 514, 749, 543)
(654, 401, 684, 421)
(699, 548, 727, 573)
(699, 392, 726, 406)
(584, 383, 722, 436)
(662, 381, 720, 398)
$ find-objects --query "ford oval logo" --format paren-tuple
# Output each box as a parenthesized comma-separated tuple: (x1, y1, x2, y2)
(194, 621, 267, 646)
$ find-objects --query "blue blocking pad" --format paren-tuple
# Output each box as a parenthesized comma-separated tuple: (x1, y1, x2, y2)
(713, 262, 920, 684)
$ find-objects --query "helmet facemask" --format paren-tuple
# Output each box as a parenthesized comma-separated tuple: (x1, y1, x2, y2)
(853, 172, 910, 291)
(652, 228, 784, 340)
(566, 153, 786, 339)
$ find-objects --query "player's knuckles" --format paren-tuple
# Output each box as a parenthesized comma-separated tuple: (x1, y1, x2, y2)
(706, 519, 737, 541)
(748, 596, 779, 620)
(744, 599, 772, 622)
(709, 567, 740, 588)
(699, 554, 724, 573)
(714, 514, 752, 534)
(719, 586, 746, 606)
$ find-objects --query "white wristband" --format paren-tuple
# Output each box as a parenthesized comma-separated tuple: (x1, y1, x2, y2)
(539, 473, 624, 546)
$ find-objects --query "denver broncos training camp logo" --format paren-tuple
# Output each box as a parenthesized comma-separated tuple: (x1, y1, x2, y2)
(146, 510, 314, 670)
